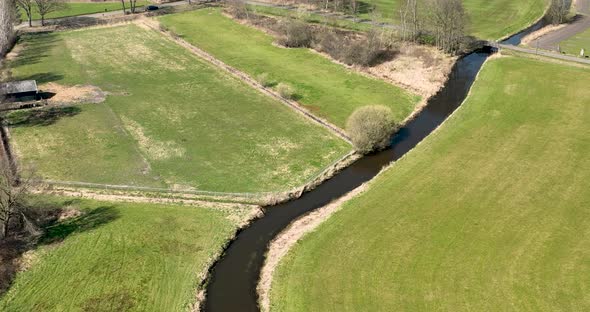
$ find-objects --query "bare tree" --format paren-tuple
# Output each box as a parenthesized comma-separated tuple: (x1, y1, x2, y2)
(16, 0, 34, 27)
(226, 0, 250, 19)
(426, 0, 467, 54)
(128, 0, 138, 14)
(34, 0, 65, 26)
(0, 160, 37, 240)
(548, 0, 570, 24)
(0, 0, 16, 55)
(120, 0, 126, 14)
(399, 0, 420, 42)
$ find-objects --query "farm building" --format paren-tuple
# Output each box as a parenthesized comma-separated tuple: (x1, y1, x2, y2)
(0, 80, 39, 102)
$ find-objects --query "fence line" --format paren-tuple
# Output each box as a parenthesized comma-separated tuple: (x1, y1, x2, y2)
(40, 150, 358, 202)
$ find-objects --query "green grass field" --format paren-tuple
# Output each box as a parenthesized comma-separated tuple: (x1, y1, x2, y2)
(159, 8, 420, 128)
(247, 5, 373, 31)
(0, 196, 247, 311)
(270, 56, 590, 311)
(20, 1, 150, 21)
(558, 28, 590, 57)
(7, 25, 350, 193)
(358, 0, 547, 39)
(250, 0, 546, 39)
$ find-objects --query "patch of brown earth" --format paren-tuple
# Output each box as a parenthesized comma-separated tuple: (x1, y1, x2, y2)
(41, 82, 107, 104)
(365, 44, 457, 98)
(257, 183, 367, 312)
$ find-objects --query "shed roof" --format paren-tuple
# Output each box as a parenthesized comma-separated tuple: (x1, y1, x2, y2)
(0, 80, 38, 95)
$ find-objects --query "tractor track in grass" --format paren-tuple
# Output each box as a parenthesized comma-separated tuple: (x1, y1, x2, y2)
(138, 18, 353, 144)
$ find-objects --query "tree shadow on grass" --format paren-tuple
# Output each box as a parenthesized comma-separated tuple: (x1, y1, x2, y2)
(17, 72, 65, 84)
(5, 106, 81, 128)
(0, 200, 120, 296)
(40, 205, 119, 246)
(10, 32, 60, 69)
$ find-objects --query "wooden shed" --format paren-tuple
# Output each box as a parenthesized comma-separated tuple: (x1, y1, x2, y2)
(0, 80, 39, 102)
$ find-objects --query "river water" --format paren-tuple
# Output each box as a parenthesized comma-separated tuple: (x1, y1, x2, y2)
(203, 46, 493, 312)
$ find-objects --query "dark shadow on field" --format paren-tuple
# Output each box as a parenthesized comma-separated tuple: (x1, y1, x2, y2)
(355, 1, 374, 15)
(40, 205, 119, 245)
(5, 106, 81, 128)
(10, 32, 60, 69)
(17, 72, 64, 84)
(0, 199, 119, 296)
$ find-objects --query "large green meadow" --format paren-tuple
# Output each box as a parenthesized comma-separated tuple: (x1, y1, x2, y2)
(0, 196, 246, 311)
(7, 25, 350, 193)
(159, 8, 420, 128)
(270, 56, 590, 311)
(251, 0, 547, 40)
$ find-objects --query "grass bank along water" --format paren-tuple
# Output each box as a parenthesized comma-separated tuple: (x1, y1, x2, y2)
(202, 47, 492, 312)
(0, 195, 257, 311)
(270, 55, 590, 311)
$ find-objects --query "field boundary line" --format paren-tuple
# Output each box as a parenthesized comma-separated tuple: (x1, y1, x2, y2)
(32, 150, 360, 205)
(137, 18, 353, 144)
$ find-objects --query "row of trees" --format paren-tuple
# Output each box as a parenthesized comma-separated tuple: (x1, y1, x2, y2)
(17, 0, 64, 26)
(399, 0, 467, 54)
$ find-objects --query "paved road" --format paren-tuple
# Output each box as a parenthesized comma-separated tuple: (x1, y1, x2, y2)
(17, 0, 190, 28)
(496, 42, 590, 64)
(535, 0, 590, 51)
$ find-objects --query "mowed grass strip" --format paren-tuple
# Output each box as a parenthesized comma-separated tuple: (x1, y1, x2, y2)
(0, 196, 244, 311)
(7, 25, 350, 192)
(271, 56, 590, 311)
(159, 8, 420, 128)
(558, 27, 590, 57)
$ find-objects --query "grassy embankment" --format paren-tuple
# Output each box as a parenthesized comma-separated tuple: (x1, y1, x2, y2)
(159, 8, 420, 128)
(0, 196, 249, 311)
(270, 56, 590, 311)
(248, 0, 547, 39)
(6, 25, 350, 193)
(20, 1, 151, 21)
(558, 28, 590, 57)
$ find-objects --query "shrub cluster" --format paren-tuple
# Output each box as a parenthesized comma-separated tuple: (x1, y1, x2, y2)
(346, 105, 397, 154)
(276, 83, 296, 99)
(314, 28, 395, 66)
(277, 19, 313, 48)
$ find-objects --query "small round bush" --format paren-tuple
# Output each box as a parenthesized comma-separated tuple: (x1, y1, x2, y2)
(346, 105, 397, 154)
(256, 73, 273, 87)
(276, 82, 296, 99)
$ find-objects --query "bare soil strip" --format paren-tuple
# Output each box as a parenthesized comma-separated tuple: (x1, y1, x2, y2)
(137, 18, 353, 144)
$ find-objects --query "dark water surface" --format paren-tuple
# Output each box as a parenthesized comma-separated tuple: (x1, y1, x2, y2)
(203, 48, 492, 312)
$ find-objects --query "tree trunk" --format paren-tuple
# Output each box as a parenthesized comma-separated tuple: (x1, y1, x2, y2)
(41, 15, 45, 26)
(28, 14, 32, 27)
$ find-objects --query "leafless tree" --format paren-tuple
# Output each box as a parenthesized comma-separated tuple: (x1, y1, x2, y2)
(0, 0, 16, 55)
(425, 0, 467, 54)
(399, 0, 420, 42)
(548, 0, 570, 24)
(120, 0, 126, 14)
(34, 0, 65, 26)
(16, 0, 34, 27)
(226, 0, 250, 19)
(0, 160, 37, 240)
(128, 0, 139, 14)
